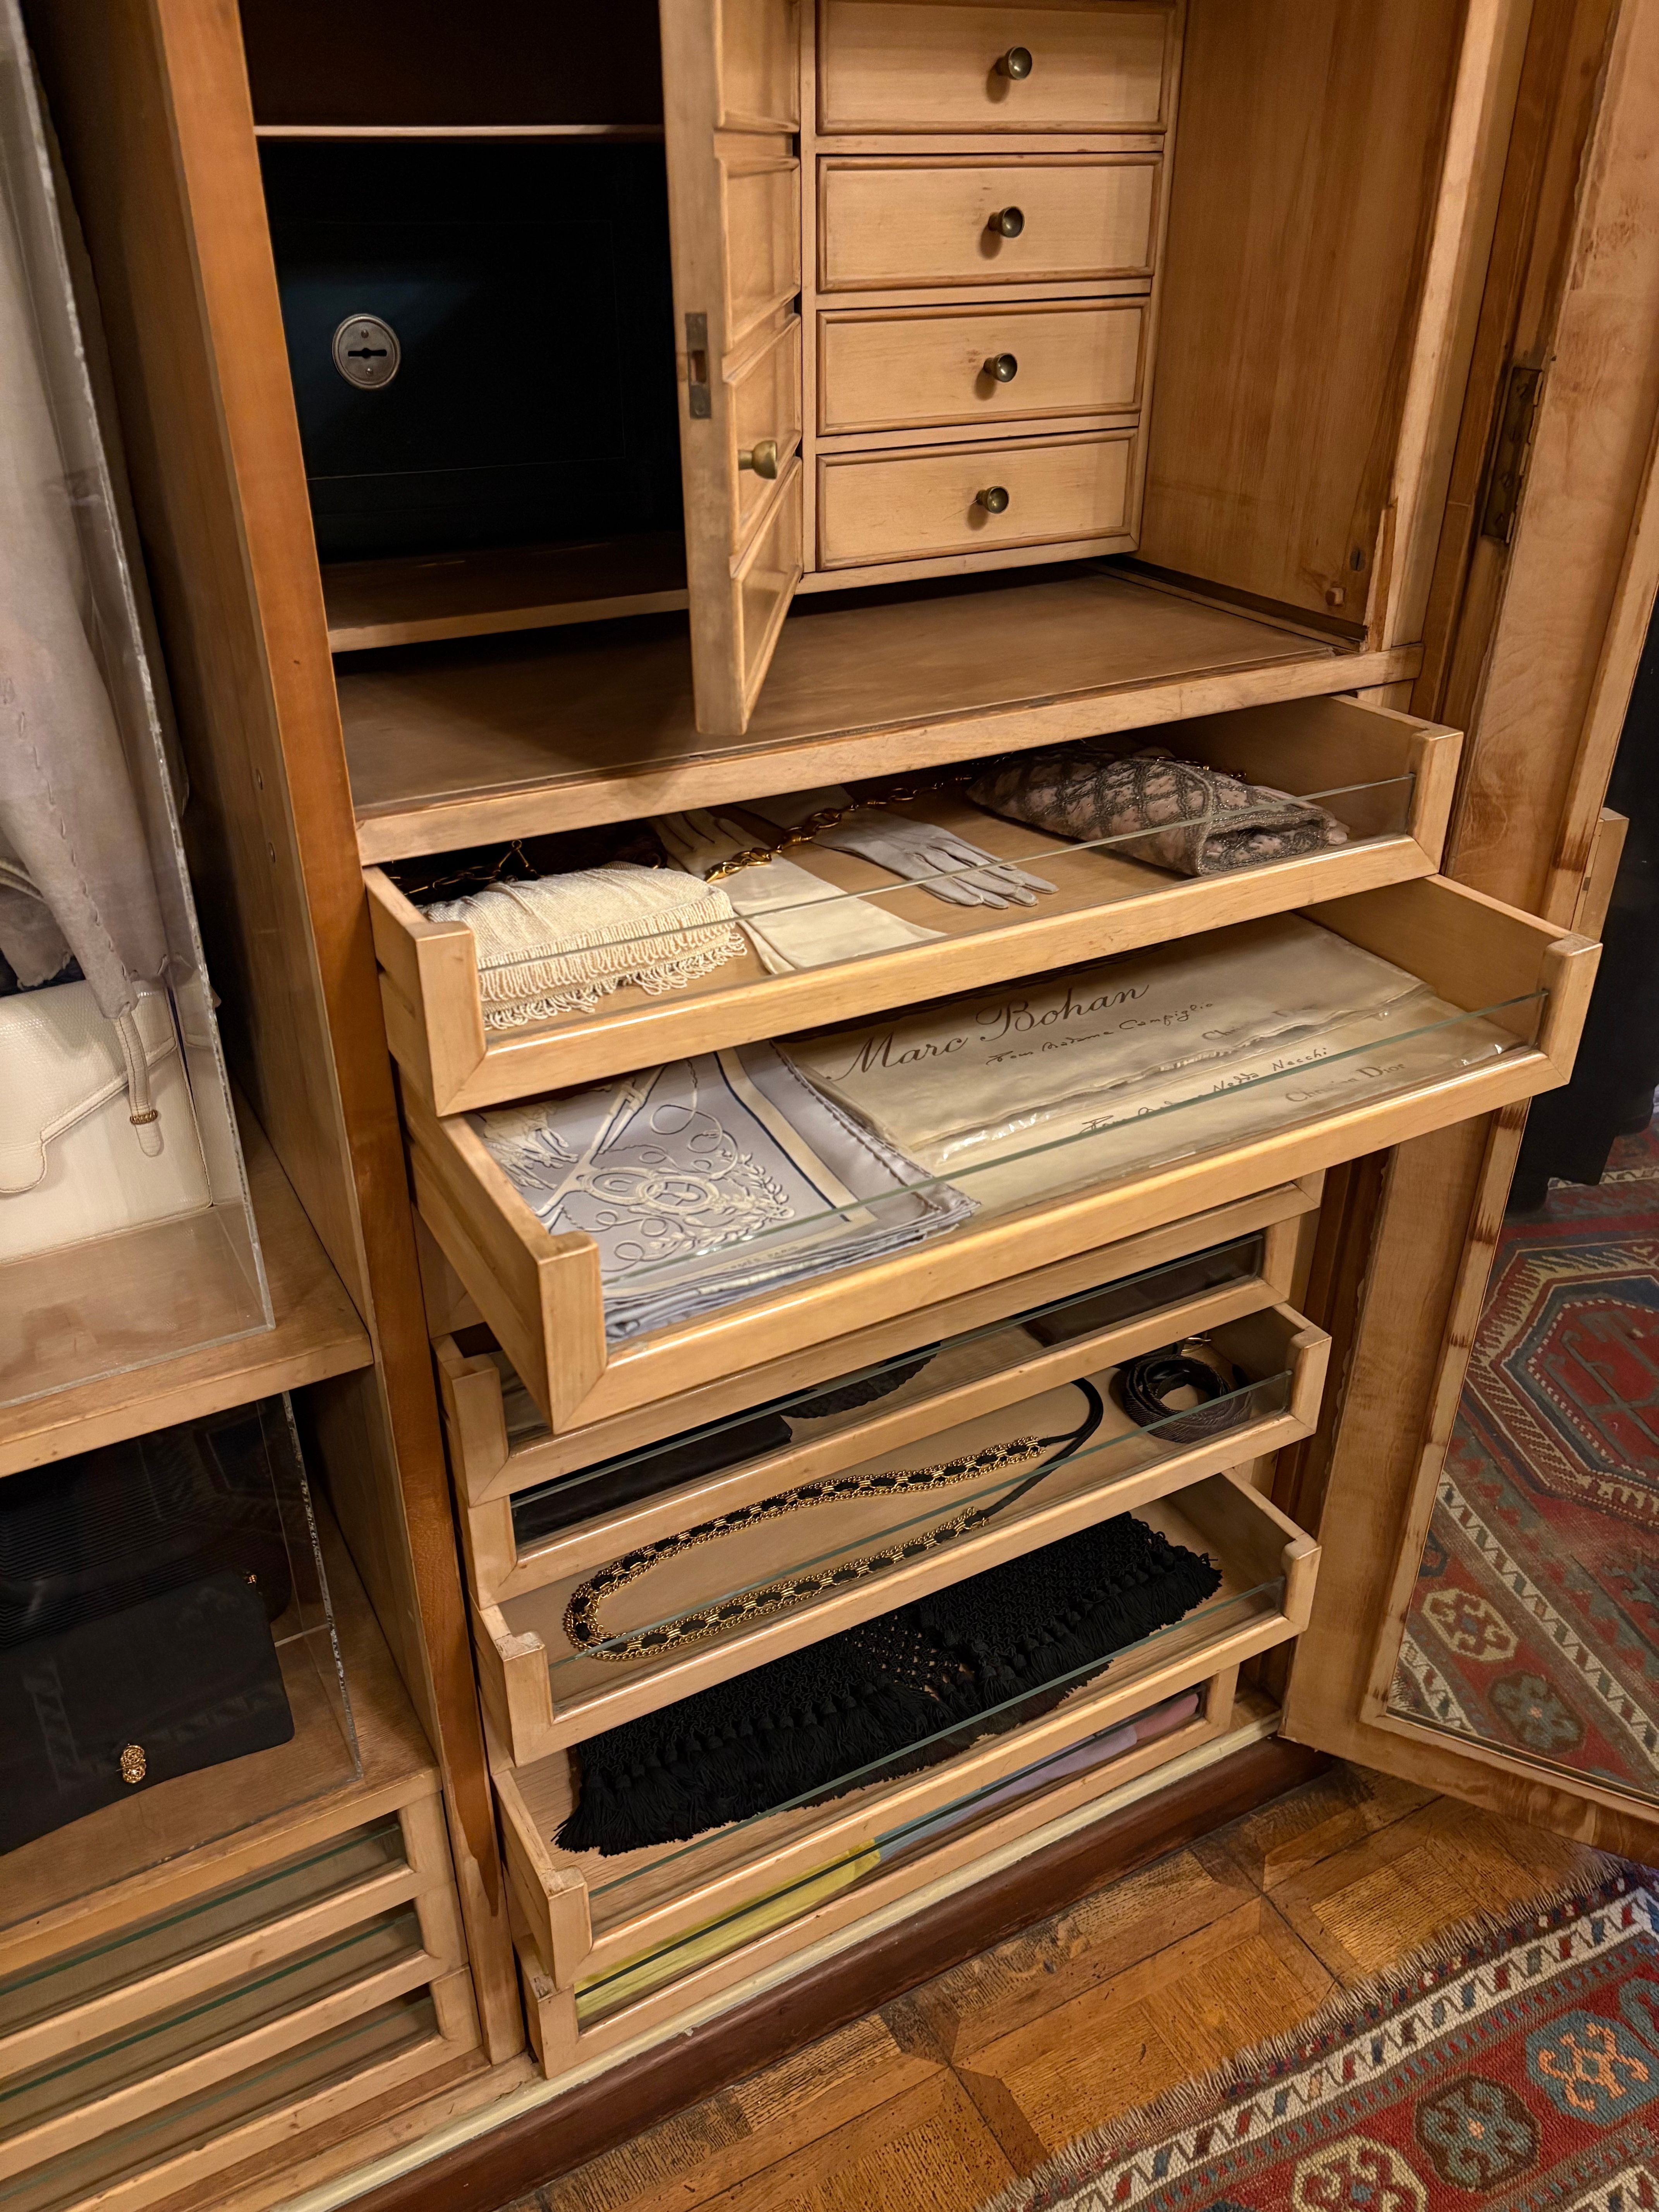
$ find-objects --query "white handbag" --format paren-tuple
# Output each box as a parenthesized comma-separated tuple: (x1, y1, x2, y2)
(0, 978, 211, 1262)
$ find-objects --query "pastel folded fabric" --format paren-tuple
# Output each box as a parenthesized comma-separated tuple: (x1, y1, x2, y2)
(654, 810, 943, 972)
(424, 862, 744, 1029)
(967, 742, 1348, 877)
(875, 1690, 1200, 1860)
(474, 1041, 976, 1344)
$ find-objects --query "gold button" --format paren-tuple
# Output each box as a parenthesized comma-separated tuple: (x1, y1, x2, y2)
(119, 1743, 148, 1785)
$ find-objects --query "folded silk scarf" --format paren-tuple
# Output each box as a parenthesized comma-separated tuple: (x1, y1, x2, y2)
(558, 1510, 1222, 1853)
(474, 1042, 976, 1343)
(787, 915, 1513, 1210)
(425, 862, 745, 1029)
(967, 742, 1348, 876)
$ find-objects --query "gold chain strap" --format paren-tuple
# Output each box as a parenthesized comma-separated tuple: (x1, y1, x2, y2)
(702, 770, 978, 882)
(563, 1436, 1046, 1662)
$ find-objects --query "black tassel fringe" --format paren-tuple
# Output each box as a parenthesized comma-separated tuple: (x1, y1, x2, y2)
(558, 1514, 1222, 1856)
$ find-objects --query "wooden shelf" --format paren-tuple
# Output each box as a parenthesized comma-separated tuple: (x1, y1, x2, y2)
(325, 535, 689, 654)
(449, 1216, 1306, 1610)
(368, 692, 1459, 1114)
(1, 1510, 437, 1979)
(0, 1104, 372, 1480)
(436, 1194, 1312, 1513)
(344, 569, 1422, 862)
(256, 123, 666, 140)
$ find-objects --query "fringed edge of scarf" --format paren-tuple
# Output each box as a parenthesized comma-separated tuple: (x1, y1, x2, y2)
(472, 905, 745, 1024)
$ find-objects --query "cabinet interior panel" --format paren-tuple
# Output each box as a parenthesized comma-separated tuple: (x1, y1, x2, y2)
(343, 570, 1359, 857)
(323, 537, 690, 653)
(1137, 0, 1466, 620)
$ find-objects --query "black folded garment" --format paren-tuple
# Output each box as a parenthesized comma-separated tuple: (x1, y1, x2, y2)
(560, 1511, 1221, 1855)
(0, 1573, 295, 1853)
(0, 1408, 294, 1651)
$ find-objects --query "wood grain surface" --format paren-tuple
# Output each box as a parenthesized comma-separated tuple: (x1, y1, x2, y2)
(497, 1764, 1598, 2211)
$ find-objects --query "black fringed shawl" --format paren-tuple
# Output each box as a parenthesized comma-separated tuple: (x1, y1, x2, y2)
(559, 1511, 1221, 1855)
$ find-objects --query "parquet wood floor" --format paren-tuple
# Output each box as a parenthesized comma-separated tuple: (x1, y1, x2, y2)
(520, 1767, 1602, 2212)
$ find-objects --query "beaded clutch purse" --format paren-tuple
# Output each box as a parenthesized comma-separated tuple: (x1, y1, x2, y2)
(966, 742, 1348, 877)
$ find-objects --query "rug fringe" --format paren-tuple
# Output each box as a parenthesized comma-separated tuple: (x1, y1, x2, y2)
(977, 1852, 1640, 2212)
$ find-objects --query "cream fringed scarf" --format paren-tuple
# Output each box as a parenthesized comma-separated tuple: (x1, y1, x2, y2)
(425, 863, 745, 1030)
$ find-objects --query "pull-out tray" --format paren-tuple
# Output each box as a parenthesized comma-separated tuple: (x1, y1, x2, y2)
(449, 1211, 1308, 1609)
(371, 693, 1459, 1114)
(405, 876, 1595, 1434)
(473, 1304, 1327, 1769)
(496, 1468, 1316, 2071)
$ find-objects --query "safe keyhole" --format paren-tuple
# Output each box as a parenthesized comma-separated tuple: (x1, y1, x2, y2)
(332, 314, 401, 390)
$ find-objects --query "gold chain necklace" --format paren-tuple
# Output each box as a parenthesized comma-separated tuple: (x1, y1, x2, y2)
(563, 1437, 1047, 1662)
(701, 771, 978, 882)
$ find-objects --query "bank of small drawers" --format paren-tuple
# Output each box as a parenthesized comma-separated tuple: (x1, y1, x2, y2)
(809, 0, 1178, 574)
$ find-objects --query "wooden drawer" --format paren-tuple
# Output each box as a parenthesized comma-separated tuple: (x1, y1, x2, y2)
(496, 1467, 1315, 2064)
(401, 876, 1592, 1437)
(0, 1889, 468, 2203)
(450, 1212, 1307, 1604)
(471, 1304, 1326, 1767)
(515, 1680, 1227, 2073)
(817, 428, 1134, 567)
(818, 0, 1176, 136)
(819, 299, 1145, 437)
(819, 156, 1160, 292)
(368, 694, 1461, 1116)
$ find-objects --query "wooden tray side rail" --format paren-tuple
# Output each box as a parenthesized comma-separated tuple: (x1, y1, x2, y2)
(406, 876, 1596, 1436)
(436, 1186, 1320, 1509)
(365, 693, 1462, 1114)
(450, 1218, 1312, 1608)
(504, 1468, 1319, 2075)
(471, 1305, 1328, 1769)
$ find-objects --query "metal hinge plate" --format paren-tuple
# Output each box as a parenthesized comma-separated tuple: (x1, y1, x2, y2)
(1480, 361, 1543, 544)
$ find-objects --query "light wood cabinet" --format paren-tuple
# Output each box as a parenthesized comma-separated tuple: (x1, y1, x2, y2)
(23, 0, 1659, 2194)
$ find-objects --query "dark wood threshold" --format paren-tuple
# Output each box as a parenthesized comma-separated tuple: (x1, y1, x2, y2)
(356, 1735, 1329, 2212)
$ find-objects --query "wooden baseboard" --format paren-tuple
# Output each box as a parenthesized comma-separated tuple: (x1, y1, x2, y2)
(349, 1735, 1328, 2212)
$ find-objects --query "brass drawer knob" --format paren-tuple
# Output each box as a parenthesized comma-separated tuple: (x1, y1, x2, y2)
(987, 206, 1025, 239)
(982, 353, 1019, 383)
(997, 45, 1033, 77)
(976, 486, 1011, 514)
(738, 439, 780, 479)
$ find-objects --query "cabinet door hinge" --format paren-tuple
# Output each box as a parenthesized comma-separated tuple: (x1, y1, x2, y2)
(1479, 361, 1543, 545)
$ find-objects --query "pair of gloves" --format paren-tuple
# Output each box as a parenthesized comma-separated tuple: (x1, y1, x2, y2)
(743, 787, 1056, 910)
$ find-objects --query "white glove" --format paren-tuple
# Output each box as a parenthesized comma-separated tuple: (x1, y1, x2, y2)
(810, 813, 1057, 908)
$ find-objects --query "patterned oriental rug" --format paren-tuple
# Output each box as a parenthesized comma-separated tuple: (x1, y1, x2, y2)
(1386, 1116, 1659, 1802)
(981, 1869, 1659, 2212)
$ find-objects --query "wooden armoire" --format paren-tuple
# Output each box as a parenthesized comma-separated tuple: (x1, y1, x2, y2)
(12, 0, 1659, 2203)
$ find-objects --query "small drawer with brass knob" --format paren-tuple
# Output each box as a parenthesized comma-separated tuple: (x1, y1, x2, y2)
(817, 428, 1136, 570)
(818, 157, 1162, 292)
(819, 301, 1145, 437)
(817, 1, 1174, 134)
